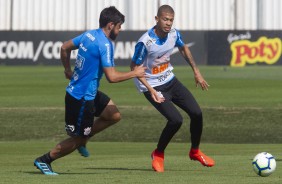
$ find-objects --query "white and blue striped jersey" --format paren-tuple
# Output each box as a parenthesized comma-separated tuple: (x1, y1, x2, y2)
(132, 27, 185, 92)
(66, 29, 115, 100)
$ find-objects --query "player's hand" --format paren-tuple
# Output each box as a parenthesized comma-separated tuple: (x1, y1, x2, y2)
(194, 70, 209, 91)
(134, 65, 147, 78)
(64, 69, 73, 80)
(150, 90, 165, 103)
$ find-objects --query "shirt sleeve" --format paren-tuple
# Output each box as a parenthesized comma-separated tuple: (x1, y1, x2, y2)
(132, 42, 147, 65)
(72, 33, 85, 47)
(100, 41, 115, 68)
(175, 29, 185, 48)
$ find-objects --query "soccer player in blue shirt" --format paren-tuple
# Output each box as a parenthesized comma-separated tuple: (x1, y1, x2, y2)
(34, 6, 147, 175)
(130, 5, 215, 172)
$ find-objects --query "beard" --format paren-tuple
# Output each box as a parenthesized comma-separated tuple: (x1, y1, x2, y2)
(109, 30, 118, 40)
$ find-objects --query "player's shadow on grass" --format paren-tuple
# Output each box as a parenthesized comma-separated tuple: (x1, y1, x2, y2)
(85, 167, 193, 172)
(25, 171, 107, 175)
(25, 171, 45, 175)
(85, 167, 152, 172)
(26, 167, 192, 175)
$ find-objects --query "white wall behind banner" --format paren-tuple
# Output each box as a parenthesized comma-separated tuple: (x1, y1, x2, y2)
(0, 0, 282, 31)
(0, 0, 11, 29)
(11, 0, 86, 30)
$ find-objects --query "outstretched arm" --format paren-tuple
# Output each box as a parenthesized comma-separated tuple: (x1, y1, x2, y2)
(103, 65, 146, 83)
(178, 45, 209, 90)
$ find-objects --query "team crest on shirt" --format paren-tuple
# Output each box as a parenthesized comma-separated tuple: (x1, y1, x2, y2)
(84, 127, 92, 136)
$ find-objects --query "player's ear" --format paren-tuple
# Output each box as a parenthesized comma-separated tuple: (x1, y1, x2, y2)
(110, 23, 115, 30)
(107, 22, 115, 30)
(155, 16, 159, 23)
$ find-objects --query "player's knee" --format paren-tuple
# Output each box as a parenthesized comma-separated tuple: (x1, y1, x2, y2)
(166, 121, 182, 132)
(111, 112, 121, 124)
(190, 110, 203, 122)
(54, 143, 62, 153)
(168, 115, 183, 125)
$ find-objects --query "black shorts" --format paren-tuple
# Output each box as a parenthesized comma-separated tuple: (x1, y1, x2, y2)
(65, 91, 110, 137)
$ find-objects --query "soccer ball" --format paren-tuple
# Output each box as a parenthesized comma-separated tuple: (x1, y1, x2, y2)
(252, 152, 276, 177)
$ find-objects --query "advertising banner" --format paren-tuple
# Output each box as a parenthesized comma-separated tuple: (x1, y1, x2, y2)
(0, 30, 281, 66)
(207, 31, 282, 66)
(0, 31, 206, 66)
(0, 31, 80, 65)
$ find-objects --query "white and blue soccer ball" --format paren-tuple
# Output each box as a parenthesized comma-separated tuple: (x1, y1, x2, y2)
(252, 152, 276, 177)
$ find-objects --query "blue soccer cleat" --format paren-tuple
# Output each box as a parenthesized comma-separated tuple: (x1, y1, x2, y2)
(34, 158, 58, 175)
(77, 146, 90, 157)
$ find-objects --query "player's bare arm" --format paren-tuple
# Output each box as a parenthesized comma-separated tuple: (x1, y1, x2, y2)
(178, 45, 209, 90)
(60, 40, 77, 79)
(103, 65, 146, 83)
(130, 62, 165, 103)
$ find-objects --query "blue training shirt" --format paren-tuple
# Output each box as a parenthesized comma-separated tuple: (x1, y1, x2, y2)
(66, 28, 115, 100)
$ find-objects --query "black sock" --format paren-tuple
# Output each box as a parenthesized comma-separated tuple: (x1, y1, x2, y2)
(38, 152, 54, 164)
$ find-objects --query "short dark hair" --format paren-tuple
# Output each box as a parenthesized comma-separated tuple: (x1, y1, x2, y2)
(99, 6, 125, 28)
(157, 5, 174, 16)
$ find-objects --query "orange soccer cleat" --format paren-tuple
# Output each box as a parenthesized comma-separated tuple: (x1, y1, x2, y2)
(151, 149, 165, 172)
(189, 148, 215, 167)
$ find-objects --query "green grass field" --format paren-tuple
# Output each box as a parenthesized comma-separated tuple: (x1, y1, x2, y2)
(0, 65, 281, 183)
(0, 142, 281, 184)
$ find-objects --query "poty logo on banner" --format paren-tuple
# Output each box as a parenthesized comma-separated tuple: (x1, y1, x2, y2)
(229, 35, 282, 67)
